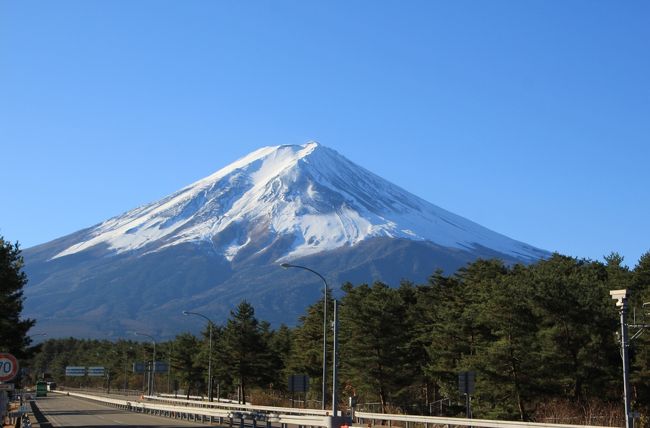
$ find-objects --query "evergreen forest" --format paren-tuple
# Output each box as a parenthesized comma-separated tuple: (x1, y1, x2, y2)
(13, 249, 650, 426)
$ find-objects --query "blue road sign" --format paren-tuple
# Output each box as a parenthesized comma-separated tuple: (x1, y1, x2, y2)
(65, 366, 86, 376)
(87, 367, 105, 377)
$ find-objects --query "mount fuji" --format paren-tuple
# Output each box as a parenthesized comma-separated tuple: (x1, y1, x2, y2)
(22, 142, 548, 338)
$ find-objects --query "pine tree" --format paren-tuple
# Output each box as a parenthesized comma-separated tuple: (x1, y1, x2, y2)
(470, 263, 541, 420)
(172, 333, 204, 398)
(0, 237, 35, 358)
(422, 269, 468, 408)
(217, 301, 270, 403)
(267, 324, 293, 391)
(398, 280, 435, 413)
(285, 292, 333, 406)
(631, 251, 650, 417)
(339, 281, 414, 412)
(530, 255, 619, 402)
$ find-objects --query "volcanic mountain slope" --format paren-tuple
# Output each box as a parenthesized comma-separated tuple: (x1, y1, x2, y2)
(22, 142, 548, 338)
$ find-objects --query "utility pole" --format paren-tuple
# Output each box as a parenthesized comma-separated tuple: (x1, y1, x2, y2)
(167, 342, 172, 394)
(135, 332, 156, 396)
(151, 340, 156, 395)
(280, 263, 328, 410)
(183, 311, 214, 401)
(611, 289, 633, 428)
(332, 299, 339, 417)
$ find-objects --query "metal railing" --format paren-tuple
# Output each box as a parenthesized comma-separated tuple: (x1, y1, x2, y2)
(51, 390, 332, 427)
(50, 390, 619, 428)
(158, 393, 243, 404)
(146, 394, 331, 416)
(354, 411, 618, 428)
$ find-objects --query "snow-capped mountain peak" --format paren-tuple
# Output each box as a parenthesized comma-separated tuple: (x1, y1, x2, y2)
(53, 142, 543, 262)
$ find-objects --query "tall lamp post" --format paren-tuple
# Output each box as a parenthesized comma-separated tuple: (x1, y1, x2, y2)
(134, 332, 156, 396)
(167, 342, 173, 394)
(123, 347, 133, 392)
(281, 262, 328, 410)
(183, 310, 214, 401)
(30, 333, 47, 383)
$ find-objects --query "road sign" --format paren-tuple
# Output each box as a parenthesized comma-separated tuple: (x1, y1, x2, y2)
(153, 361, 168, 373)
(65, 366, 86, 376)
(0, 353, 19, 382)
(288, 374, 309, 393)
(458, 371, 475, 395)
(0, 383, 14, 391)
(133, 362, 145, 373)
(87, 366, 105, 377)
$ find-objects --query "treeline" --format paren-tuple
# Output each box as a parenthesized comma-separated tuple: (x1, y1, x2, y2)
(28, 252, 650, 424)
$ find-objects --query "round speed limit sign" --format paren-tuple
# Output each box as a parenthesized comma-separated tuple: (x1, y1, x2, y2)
(0, 353, 19, 382)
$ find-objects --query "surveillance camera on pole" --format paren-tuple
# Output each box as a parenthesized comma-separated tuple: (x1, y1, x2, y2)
(610, 289, 632, 428)
(610, 289, 628, 308)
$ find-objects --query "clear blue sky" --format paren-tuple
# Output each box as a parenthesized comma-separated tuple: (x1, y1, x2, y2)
(1, 1, 648, 266)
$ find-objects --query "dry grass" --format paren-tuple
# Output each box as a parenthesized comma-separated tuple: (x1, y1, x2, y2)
(533, 399, 624, 426)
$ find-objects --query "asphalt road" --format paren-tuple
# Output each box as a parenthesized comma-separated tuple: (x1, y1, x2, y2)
(32, 394, 208, 427)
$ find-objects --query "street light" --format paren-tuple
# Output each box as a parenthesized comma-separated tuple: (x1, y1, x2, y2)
(29, 333, 47, 383)
(183, 310, 214, 401)
(280, 262, 328, 410)
(101, 333, 119, 394)
(124, 346, 133, 392)
(166, 342, 173, 394)
(29, 332, 47, 342)
(134, 332, 156, 396)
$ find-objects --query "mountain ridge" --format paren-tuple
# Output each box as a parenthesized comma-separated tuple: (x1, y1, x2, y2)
(47, 142, 545, 263)
(22, 142, 548, 338)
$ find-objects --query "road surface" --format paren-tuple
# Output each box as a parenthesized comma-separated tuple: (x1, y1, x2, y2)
(32, 393, 208, 427)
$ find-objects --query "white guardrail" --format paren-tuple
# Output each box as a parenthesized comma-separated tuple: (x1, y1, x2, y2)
(52, 390, 333, 427)
(159, 393, 244, 404)
(354, 411, 619, 428)
(51, 390, 619, 428)
(147, 394, 331, 416)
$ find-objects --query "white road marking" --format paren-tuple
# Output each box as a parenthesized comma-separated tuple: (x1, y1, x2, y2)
(46, 414, 61, 427)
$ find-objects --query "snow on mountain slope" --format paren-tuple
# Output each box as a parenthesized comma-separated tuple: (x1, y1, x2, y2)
(53, 142, 543, 262)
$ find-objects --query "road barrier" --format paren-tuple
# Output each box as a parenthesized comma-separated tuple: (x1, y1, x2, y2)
(354, 411, 618, 428)
(52, 390, 335, 427)
(146, 394, 331, 416)
(159, 393, 244, 404)
(51, 390, 618, 428)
